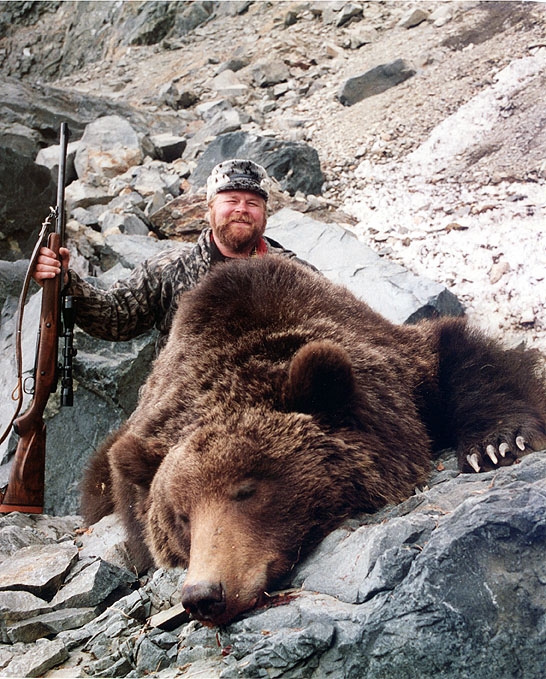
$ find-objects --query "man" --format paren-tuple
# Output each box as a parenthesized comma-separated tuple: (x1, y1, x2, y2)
(33, 159, 310, 350)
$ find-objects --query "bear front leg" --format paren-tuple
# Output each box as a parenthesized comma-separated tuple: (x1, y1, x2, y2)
(435, 319, 546, 473)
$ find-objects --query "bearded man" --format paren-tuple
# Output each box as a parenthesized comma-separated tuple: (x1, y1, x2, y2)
(32, 160, 312, 351)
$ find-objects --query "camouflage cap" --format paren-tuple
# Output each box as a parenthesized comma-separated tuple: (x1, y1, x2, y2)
(206, 159, 270, 202)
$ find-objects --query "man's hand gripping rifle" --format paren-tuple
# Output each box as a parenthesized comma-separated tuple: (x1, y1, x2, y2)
(0, 122, 75, 513)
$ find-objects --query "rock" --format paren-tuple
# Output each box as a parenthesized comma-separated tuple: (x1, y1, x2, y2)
(35, 139, 79, 185)
(149, 132, 187, 162)
(250, 58, 291, 87)
(266, 209, 464, 323)
(335, 3, 364, 27)
(430, 4, 454, 27)
(101, 211, 149, 236)
(0, 543, 78, 600)
(50, 558, 136, 609)
(0, 259, 28, 308)
(77, 513, 133, 571)
(65, 178, 115, 211)
(183, 107, 246, 159)
(7, 606, 96, 644)
(2, 637, 68, 677)
(208, 69, 248, 98)
(0, 147, 57, 260)
(120, 1, 177, 46)
(0, 75, 167, 144)
(0, 591, 51, 642)
(189, 131, 325, 196)
(397, 7, 429, 29)
(149, 195, 209, 241)
(74, 115, 143, 183)
(337, 58, 416, 106)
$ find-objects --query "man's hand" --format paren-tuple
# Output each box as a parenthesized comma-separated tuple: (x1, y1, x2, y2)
(32, 246, 70, 287)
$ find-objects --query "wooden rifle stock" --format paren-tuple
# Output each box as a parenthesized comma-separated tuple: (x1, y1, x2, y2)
(0, 123, 70, 513)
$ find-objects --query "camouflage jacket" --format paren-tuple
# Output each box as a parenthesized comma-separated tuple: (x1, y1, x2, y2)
(66, 228, 311, 349)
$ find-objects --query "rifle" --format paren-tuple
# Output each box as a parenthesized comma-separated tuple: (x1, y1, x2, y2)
(0, 122, 75, 513)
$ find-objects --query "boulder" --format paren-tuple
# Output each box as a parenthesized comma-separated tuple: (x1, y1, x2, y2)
(337, 58, 416, 106)
(0, 147, 57, 260)
(266, 209, 464, 323)
(189, 131, 325, 196)
(74, 115, 143, 183)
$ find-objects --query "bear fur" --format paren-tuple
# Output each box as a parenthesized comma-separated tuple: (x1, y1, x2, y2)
(80, 256, 546, 626)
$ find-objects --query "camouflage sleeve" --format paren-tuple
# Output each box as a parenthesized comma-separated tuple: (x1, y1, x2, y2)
(65, 248, 184, 342)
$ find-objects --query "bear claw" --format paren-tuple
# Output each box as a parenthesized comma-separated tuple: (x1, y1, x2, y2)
(463, 431, 533, 473)
(486, 444, 498, 465)
(499, 442, 510, 458)
(467, 452, 481, 473)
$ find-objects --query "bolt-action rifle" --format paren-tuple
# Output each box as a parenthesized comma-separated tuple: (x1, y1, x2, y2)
(0, 122, 76, 513)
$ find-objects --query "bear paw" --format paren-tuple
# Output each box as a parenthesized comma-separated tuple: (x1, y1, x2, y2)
(462, 435, 528, 473)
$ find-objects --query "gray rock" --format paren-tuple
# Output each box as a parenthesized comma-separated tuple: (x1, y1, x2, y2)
(0, 259, 28, 308)
(398, 7, 429, 29)
(74, 115, 143, 183)
(0, 514, 81, 564)
(0, 147, 57, 260)
(108, 162, 181, 198)
(2, 637, 68, 677)
(335, 3, 364, 27)
(150, 133, 187, 162)
(134, 632, 176, 673)
(77, 513, 133, 571)
(250, 59, 291, 88)
(101, 212, 149, 237)
(190, 131, 324, 196)
(196, 98, 234, 122)
(184, 108, 245, 160)
(72, 206, 101, 228)
(65, 178, 115, 211)
(208, 69, 249, 98)
(171, 1, 214, 36)
(120, 1, 177, 46)
(0, 591, 51, 643)
(0, 75, 168, 145)
(7, 606, 96, 644)
(0, 543, 78, 600)
(50, 558, 136, 609)
(337, 58, 416, 106)
(266, 209, 464, 323)
(35, 140, 79, 185)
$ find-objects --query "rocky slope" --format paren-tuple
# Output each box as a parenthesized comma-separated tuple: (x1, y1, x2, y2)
(1, 0, 545, 352)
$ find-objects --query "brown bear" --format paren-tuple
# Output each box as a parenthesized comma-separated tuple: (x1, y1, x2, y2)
(80, 256, 546, 626)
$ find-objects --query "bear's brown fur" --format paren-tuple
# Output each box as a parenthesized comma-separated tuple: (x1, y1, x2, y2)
(80, 256, 546, 625)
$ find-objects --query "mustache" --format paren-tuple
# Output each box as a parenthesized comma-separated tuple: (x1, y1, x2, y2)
(227, 215, 253, 224)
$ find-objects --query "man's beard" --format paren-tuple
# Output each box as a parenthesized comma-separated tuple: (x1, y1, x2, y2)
(211, 214, 266, 254)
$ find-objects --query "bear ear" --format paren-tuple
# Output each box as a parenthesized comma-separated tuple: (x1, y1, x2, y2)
(285, 340, 355, 416)
(109, 432, 165, 488)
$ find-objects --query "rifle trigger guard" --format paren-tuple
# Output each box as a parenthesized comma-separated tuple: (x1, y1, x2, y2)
(23, 376, 35, 395)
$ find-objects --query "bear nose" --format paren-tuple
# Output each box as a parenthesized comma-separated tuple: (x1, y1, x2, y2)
(181, 581, 226, 621)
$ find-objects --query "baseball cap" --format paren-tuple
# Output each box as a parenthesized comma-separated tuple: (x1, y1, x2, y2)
(206, 159, 270, 202)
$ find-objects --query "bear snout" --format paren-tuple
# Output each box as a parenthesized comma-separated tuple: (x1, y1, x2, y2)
(181, 580, 226, 623)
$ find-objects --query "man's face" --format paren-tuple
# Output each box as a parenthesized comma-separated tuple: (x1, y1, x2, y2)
(209, 191, 267, 255)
